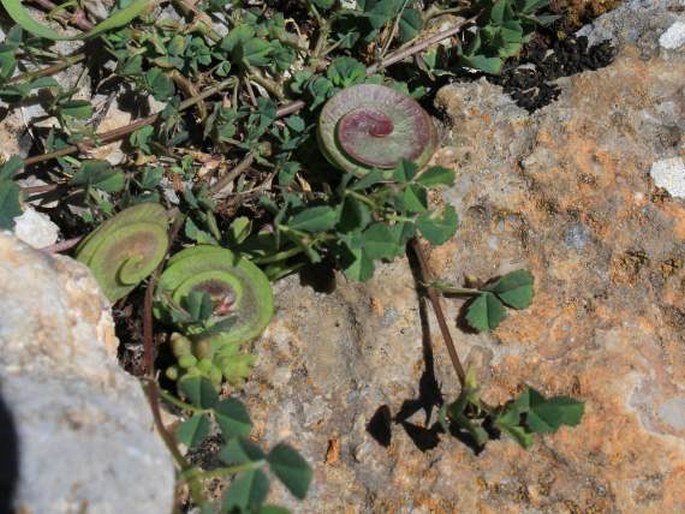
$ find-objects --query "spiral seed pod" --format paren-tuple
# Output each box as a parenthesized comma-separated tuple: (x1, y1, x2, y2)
(155, 245, 274, 345)
(76, 203, 169, 302)
(318, 83, 438, 176)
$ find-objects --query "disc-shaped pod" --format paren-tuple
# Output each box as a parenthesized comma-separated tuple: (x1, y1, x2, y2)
(76, 203, 170, 302)
(154, 245, 274, 345)
(318, 84, 438, 176)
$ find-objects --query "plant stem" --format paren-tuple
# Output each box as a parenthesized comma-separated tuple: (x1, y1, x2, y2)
(379, 0, 410, 59)
(28, 0, 93, 31)
(429, 284, 481, 295)
(252, 245, 304, 265)
(209, 152, 254, 197)
(8, 53, 86, 84)
(409, 238, 466, 388)
(158, 387, 209, 415)
(38, 235, 83, 254)
(366, 12, 481, 75)
(180, 460, 265, 482)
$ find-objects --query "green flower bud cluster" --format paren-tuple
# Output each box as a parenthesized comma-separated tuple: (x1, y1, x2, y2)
(165, 332, 256, 387)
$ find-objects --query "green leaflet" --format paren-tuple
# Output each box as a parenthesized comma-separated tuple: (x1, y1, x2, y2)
(0, 0, 152, 41)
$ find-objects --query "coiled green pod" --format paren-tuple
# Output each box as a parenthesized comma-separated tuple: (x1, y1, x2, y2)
(318, 83, 438, 176)
(155, 245, 274, 345)
(75, 203, 169, 302)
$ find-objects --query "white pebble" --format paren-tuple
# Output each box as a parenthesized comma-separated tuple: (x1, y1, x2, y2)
(13, 206, 60, 248)
(650, 156, 685, 198)
(659, 21, 685, 49)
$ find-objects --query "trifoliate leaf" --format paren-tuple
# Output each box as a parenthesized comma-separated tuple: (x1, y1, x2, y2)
(399, 184, 427, 214)
(178, 376, 218, 409)
(483, 269, 534, 309)
(399, 8, 422, 42)
(362, 223, 400, 260)
(287, 205, 339, 232)
(0, 155, 23, 180)
(223, 469, 269, 511)
(267, 444, 312, 500)
(464, 292, 507, 332)
(214, 398, 252, 438)
(494, 397, 534, 448)
(326, 57, 366, 88)
(459, 54, 503, 74)
(416, 204, 458, 245)
(70, 160, 125, 193)
(175, 413, 210, 447)
(522, 388, 585, 433)
(340, 231, 376, 282)
(0, 180, 22, 229)
(499, 421, 534, 448)
(415, 166, 454, 187)
(219, 437, 265, 466)
(392, 160, 418, 183)
(59, 100, 93, 119)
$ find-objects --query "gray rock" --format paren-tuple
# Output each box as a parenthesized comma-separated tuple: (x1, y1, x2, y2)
(0, 232, 175, 514)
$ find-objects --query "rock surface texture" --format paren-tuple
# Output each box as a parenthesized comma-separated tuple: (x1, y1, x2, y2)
(246, 1, 685, 512)
(0, 232, 175, 514)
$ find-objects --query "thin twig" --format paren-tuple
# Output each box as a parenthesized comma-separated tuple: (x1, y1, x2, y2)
(8, 53, 86, 84)
(378, 0, 409, 59)
(140, 210, 200, 496)
(27, 0, 94, 31)
(367, 12, 480, 75)
(209, 153, 255, 198)
(409, 238, 466, 388)
(38, 235, 83, 254)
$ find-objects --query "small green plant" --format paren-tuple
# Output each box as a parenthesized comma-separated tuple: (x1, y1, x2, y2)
(439, 370, 584, 449)
(458, 0, 559, 74)
(404, 246, 585, 451)
(161, 376, 312, 513)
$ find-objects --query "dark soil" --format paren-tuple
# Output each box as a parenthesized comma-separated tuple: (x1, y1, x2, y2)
(494, 34, 616, 112)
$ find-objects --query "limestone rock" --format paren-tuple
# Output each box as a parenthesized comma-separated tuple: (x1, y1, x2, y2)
(0, 232, 175, 514)
(244, 3, 685, 512)
(12, 206, 60, 249)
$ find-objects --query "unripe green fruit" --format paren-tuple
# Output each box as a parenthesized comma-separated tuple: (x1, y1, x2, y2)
(171, 333, 192, 357)
(178, 354, 197, 369)
(197, 358, 214, 374)
(165, 366, 179, 380)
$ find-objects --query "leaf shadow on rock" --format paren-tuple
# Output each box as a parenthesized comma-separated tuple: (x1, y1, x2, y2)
(0, 385, 19, 514)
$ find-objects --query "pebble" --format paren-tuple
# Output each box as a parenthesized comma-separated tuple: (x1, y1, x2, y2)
(13, 206, 60, 248)
(649, 156, 685, 198)
(659, 20, 685, 49)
